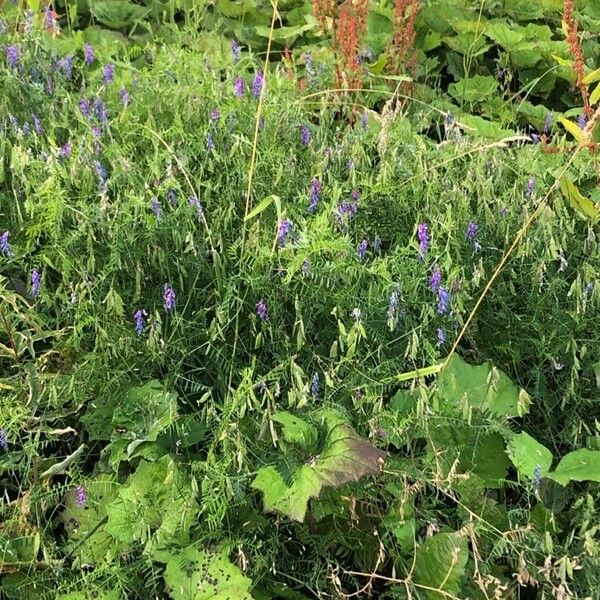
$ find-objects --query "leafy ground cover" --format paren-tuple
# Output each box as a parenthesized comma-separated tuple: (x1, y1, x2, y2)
(1, 2, 600, 599)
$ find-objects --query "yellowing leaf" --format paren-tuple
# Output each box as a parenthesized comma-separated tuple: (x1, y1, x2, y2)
(583, 67, 600, 85)
(558, 116, 584, 142)
(590, 82, 600, 106)
(559, 176, 599, 220)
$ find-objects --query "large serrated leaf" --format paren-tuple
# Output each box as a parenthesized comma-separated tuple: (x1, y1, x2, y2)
(437, 355, 531, 418)
(252, 409, 385, 521)
(413, 532, 468, 599)
(507, 432, 553, 479)
(547, 449, 600, 486)
(91, 0, 150, 29)
(162, 546, 253, 600)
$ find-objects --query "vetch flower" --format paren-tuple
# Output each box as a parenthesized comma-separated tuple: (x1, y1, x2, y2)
(357, 238, 368, 260)
(300, 125, 311, 146)
(133, 309, 148, 335)
(252, 70, 264, 99)
(437, 328, 446, 347)
(210, 110, 220, 121)
(93, 161, 108, 191)
(301, 259, 311, 275)
(57, 142, 72, 160)
(102, 63, 114, 84)
(231, 39, 241, 62)
(187, 196, 204, 220)
(525, 177, 536, 199)
(31, 268, 41, 297)
(466, 222, 479, 241)
(437, 286, 451, 315)
(205, 131, 215, 151)
(308, 178, 321, 213)
(499, 206, 508, 217)
(32, 114, 43, 135)
(543, 112, 553, 134)
(429, 265, 441, 293)
(338, 201, 358, 218)
(60, 55, 74, 80)
(79, 98, 91, 119)
(0, 429, 7, 451)
(163, 284, 176, 311)
(387, 286, 399, 322)
(361, 111, 368, 130)
(150, 197, 162, 219)
(532, 464, 542, 492)
(1, 231, 14, 257)
(5, 45, 20, 69)
(93, 98, 108, 125)
(233, 77, 245, 97)
(120, 87, 130, 107)
(417, 223, 429, 257)
(83, 43, 95, 66)
(310, 372, 320, 397)
(166, 189, 178, 206)
(577, 113, 587, 129)
(277, 219, 293, 248)
(74, 485, 87, 508)
(256, 299, 268, 321)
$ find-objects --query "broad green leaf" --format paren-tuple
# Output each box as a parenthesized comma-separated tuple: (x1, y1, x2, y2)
(590, 82, 600, 106)
(559, 176, 599, 220)
(252, 409, 385, 521)
(458, 114, 515, 141)
(105, 456, 198, 546)
(59, 474, 126, 566)
(413, 532, 468, 599)
(436, 355, 531, 418)
(272, 411, 318, 450)
(162, 546, 253, 600)
(448, 76, 498, 104)
(548, 449, 600, 486)
(485, 22, 525, 51)
(507, 432, 553, 479)
(57, 591, 120, 600)
(91, 0, 150, 29)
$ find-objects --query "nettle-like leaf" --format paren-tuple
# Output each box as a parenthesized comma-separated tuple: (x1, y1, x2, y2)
(413, 532, 469, 599)
(59, 474, 127, 566)
(83, 380, 177, 445)
(507, 432, 553, 480)
(162, 546, 253, 600)
(437, 355, 531, 418)
(105, 456, 197, 548)
(252, 409, 385, 522)
(548, 449, 600, 486)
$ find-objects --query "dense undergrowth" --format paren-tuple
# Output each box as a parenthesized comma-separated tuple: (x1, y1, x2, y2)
(1, 2, 600, 599)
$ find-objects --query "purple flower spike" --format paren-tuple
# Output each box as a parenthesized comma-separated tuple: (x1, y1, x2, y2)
(231, 39, 241, 62)
(543, 112, 553, 134)
(1, 231, 14, 257)
(83, 43, 95, 66)
(187, 196, 204, 220)
(206, 131, 215, 151)
(310, 372, 320, 397)
(525, 177, 536, 199)
(133, 309, 148, 335)
(5, 45, 20, 69)
(93, 98, 108, 125)
(466, 222, 479, 241)
(252, 71, 264, 99)
(577, 113, 587, 129)
(234, 77, 245, 97)
(120, 87, 130, 107)
(308, 178, 321, 213)
(166, 189, 178, 206)
(300, 125, 312, 146)
(338, 201, 358, 218)
(277, 219, 293, 248)
(102, 63, 115, 84)
(61, 55, 74, 80)
(79, 98, 91, 119)
(210, 110, 220, 121)
(437, 286, 451, 315)
(256, 299, 268, 321)
(437, 328, 446, 347)
(31, 268, 41, 297)
(0, 428, 7, 451)
(74, 485, 87, 508)
(429, 265, 441, 293)
(151, 197, 162, 219)
(32, 114, 43, 135)
(163, 284, 176, 312)
(357, 238, 368, 260)
(417, 223, 429, 257)
(58, 142, 72, 160)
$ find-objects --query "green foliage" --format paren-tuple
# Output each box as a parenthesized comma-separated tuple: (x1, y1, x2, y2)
(1, 7, 600, 599)
(252, 409, 385, 521)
